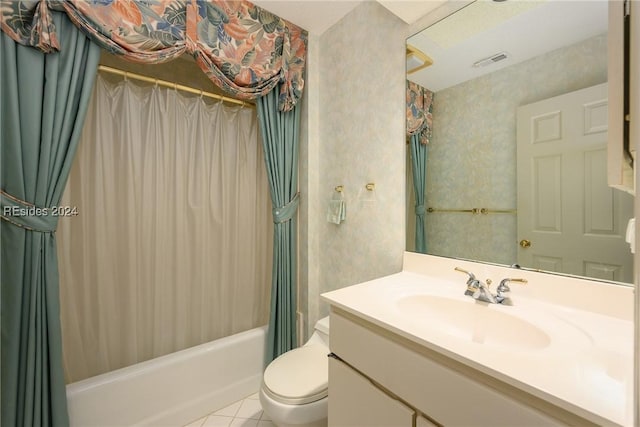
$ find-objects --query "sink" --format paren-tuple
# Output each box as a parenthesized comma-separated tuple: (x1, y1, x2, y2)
(396, 295, 551, 350)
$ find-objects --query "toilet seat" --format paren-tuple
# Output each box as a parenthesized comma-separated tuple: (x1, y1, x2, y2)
(262, 344, 329, 405)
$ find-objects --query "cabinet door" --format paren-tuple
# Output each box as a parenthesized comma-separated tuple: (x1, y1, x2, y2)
(608, 0, 634, 193)
(416, 415, 438, 427)
(329, 357, 414, 427)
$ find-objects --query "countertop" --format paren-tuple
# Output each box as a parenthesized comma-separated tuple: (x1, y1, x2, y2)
(322, 268, 634, 426)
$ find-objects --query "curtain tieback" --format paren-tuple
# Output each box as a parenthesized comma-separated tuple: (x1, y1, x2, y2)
(415, 204, 426, 216)
(0, 190, 58, 233)
(273, 193, 300, 224)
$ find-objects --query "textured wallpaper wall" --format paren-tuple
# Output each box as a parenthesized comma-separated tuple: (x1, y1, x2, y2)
(424, 34, 607, 266)
(299, 2, 407, 336)
(297, 7, 608, 338)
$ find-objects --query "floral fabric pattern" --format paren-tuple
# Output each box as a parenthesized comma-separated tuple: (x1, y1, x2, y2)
(0, 0, 308, 111)
(406, 80, 434, 145)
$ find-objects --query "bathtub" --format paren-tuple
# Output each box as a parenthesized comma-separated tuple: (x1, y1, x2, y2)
(66, 326, 267, 426)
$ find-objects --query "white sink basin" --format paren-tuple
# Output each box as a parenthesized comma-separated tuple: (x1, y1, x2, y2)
(396, 295, 551, 350)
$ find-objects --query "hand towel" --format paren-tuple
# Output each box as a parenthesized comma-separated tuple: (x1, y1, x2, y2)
(327, 199, 346, 224)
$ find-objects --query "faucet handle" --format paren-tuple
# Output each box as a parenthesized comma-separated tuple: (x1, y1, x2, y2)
(497, 278, 527, 292)
(495, 278, 527, 305)
(454, 267, 476, 280)
(455, 267, 480, 296)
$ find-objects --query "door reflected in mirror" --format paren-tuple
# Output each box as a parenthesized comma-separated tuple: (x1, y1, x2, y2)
(406, 0, 634, 284)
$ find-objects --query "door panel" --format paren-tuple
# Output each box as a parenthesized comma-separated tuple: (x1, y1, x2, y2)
(517, 83, 634, 283)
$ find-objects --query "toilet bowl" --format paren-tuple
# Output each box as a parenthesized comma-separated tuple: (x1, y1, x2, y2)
(259, 316, 330, 427)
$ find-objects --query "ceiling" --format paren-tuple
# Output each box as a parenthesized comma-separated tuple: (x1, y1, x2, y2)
(377, 0, 447, 25)
(407, 0, 609, 92)
(250, 0, 608, 94)
(251, 0, 446, 34)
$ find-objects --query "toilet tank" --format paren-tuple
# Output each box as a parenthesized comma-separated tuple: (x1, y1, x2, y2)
(306, 316, 330, 348)
(315, 316, 330, 336)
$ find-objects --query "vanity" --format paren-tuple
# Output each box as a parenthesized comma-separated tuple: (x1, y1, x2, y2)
(322, 252, 634, 427)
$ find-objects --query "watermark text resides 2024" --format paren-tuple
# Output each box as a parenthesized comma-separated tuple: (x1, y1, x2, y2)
(3, 205, 79, 217)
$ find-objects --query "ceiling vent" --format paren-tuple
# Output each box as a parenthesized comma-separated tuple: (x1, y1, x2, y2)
(472, 52, 510, 68)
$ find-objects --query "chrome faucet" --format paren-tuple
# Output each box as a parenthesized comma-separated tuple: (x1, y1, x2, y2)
(455, 268, 527, 305)
(495, 278, 528, 305)
(472, 280, 498, 304)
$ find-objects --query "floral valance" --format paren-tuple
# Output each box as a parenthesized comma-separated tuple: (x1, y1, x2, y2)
(406, 80, 434, 144)
(0, 0, 307, 111)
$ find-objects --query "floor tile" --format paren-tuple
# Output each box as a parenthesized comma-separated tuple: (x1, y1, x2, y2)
(235, 399, 263, 420)
(230, 417, 259, 427)
(213, 401, 242, 417)
(202, 415, 233, 427)
(181, 391, 266, 427)
(184, 416, 207, 427)
(259, 410, 271, 422)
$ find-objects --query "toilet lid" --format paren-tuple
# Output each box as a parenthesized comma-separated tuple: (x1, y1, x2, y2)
(263, 344, 329, 405)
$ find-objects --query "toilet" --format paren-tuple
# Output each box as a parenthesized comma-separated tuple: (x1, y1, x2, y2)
(259, 316, 330, 427)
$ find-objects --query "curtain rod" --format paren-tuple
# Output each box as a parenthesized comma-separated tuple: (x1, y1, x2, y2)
(97, 65, 253, 108)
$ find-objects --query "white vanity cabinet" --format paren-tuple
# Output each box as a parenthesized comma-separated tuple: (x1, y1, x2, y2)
(328, 309, 597, 427)
(328, 356, 414, 426)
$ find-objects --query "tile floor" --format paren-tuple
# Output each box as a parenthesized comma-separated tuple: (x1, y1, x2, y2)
(184, 392, 275, 427)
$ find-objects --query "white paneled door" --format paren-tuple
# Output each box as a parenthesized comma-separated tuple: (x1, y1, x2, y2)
(517, 83, 634, 283)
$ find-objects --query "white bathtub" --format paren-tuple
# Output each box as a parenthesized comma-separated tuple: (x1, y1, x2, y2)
(66, 326, 267, 426)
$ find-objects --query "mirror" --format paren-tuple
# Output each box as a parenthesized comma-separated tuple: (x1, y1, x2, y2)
(406, 0, 635, 284)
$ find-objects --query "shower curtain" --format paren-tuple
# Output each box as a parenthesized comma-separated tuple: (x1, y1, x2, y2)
(57, 75, 272, 383)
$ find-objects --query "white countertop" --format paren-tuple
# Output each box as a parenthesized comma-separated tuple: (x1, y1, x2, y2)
(322, 269, 634, 426)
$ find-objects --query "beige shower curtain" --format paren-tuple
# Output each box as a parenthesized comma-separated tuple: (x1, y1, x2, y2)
(57, 75, 272, 383)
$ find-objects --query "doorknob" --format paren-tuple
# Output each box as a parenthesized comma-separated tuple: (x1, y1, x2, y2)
(519, 239, 531, 248)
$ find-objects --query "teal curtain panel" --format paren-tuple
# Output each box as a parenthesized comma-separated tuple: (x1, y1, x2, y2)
(1, 11, 100, 426)
(257, 84, 301, 362)
(406, 81, 434, 253)
(410, 134, 428, 253)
